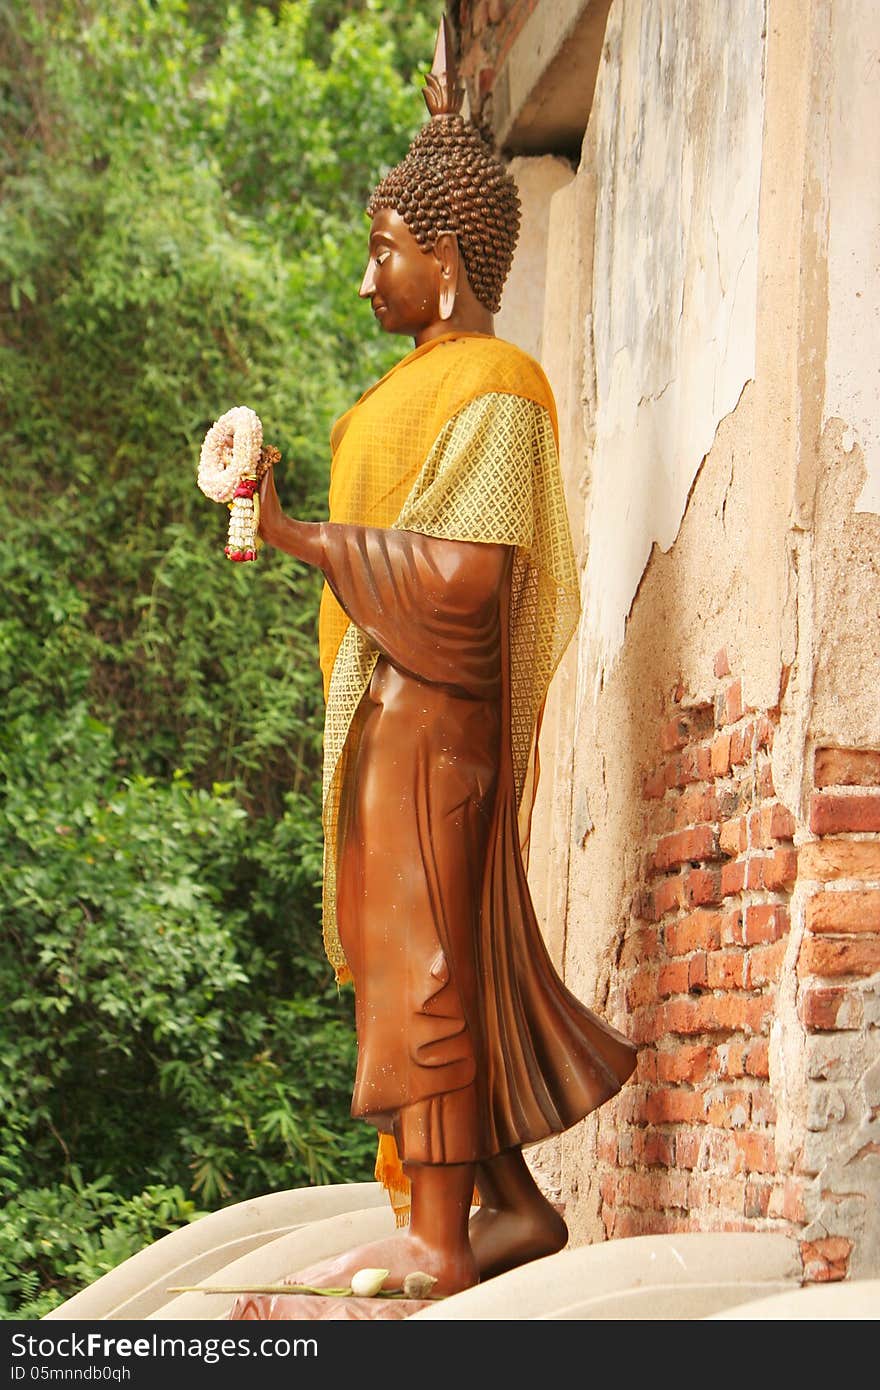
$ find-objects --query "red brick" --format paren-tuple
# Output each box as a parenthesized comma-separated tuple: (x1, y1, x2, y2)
(801, 1236, 852, 1283)
(729, 725, 752, 766)
(625, 1169, 691, 1211)
(757, 762, 775, 797)
(764, 846, 798, 889)
(721, 908, 745, 945)
(664, 756, 682, 790)
(699, 1128, 738, 1172)
(721, 858, 746, 895)
(744, 1180, 771, 1218)
(663, 994, 771, 1036)
(689, 1173, 746, 1214)
(631, 888, 653, 921)
(745, 1040, 770, 1077)
(707, 950, 746, 990)
(799, 838, 880, 881)
(611, 1210, 694, 1238)
(657, 960, 689, 998)
(719, 1041, 747, 1077)
(704, 1090, 752, 1127)
(598, 1173, 616, 1204)
(720, 816, 747, 856)
(630, 1006, 662, 1044)
(714, 647, 731, 679)
(620, 924, 661, 965)
(673, 786, 720, 830)
(725, 679, 744, 725)
(665, 909, 723, 956)
(815, 746, 880, 788)
(613, 1089, 646, 1126)
(685, 956, 708, 997)
(746, 938, 788, 986)
(750, 1087, 777, 1125)
(805, 889, 880, 933)
(675, 1130, 703, 1168)
(743, 903, 789, 945)
(661, 717, 689, 752)
(626, 968, 660, 1009)
(798, 935, 880, 978)
(642, 767, 667, 800)
(683, 866, 722, 907)
(641, 1130, 676, 1167)
(597, 1131, 618, 1164)
(811, 790, 880, 835)
(711, 734, 732, 776)
(768, 1178, 806, 1223)
(652, 875, 684, 919)
(731, 1131, 777, 1174)
(694, 745, 713, 780)
(636, 1049, 658, 1083)
(765, 801, 797, 842)
(644, 1088, 706, 1125)
(799, 983, 864, 1031)
(657, 1045, 713, 1085)
(653, 825, 721, 871)
(754, 715, 775, 750)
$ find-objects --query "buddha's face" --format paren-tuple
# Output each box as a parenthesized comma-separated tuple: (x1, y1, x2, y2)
(359, 207, 444, 343)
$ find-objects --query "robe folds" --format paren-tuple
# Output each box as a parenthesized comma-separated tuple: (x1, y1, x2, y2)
(316, 333, 637, 1180)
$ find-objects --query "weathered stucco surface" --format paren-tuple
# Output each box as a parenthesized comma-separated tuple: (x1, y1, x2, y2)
(495, 155, 574, 365)
(821, 0, 880, 512)
(498, 0, 880, 1271)
(580, 0, 766, 684)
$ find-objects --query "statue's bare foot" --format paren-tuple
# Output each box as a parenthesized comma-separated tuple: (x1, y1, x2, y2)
(284, 1231, 478, 1299)
(469, 1199, 568, 1281)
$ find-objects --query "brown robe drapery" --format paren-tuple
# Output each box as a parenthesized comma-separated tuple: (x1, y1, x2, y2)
(320, 522, 637, 1166)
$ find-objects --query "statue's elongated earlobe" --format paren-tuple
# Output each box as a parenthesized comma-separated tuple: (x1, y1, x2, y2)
(439, 276, 456, 321)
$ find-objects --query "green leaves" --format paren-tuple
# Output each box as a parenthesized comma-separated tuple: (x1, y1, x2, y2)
(0, 0, 425, 1318)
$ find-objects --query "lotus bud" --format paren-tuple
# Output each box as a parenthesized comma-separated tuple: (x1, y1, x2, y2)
(402, 1271, 438, 1299)
(349, 1267, 390, 1298)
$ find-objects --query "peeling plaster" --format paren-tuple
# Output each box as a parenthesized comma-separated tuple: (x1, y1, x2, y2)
(821, 0, 880, 511)
(580, 0, 766, 685)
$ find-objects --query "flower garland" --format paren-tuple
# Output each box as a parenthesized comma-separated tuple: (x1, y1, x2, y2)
(197, 405, 280, 562)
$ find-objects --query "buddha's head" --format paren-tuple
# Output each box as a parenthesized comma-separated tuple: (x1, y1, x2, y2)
(362, 19, 520, 321)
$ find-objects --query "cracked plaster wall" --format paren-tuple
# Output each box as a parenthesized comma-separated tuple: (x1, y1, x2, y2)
(822, 0, 880, 513)
(493, 0, 880, 1266)
(580, 0, 766, 688)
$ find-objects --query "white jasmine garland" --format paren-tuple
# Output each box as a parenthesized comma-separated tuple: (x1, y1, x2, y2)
(197, 405, 263, 504)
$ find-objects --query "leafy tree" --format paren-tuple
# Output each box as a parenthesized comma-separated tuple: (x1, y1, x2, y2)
(0, 0, 435, 1316)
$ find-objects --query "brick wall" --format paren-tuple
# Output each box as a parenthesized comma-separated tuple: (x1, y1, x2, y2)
(797, 747, 880, 1282)
(452, 0, 536, 119)
(596, 649, 880, 1279)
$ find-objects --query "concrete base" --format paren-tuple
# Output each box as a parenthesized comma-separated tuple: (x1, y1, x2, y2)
(50, 1186, 873, 1322)
(705, 1280, 880, 1319)
(409, 1230, 802, 1321)
(44, 1182, 388, 1322)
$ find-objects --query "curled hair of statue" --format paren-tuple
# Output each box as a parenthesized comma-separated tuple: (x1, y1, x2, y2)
(366, 14, 521, 314)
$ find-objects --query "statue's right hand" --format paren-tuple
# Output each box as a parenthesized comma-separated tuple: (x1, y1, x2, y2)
(258, 465, 284, 547)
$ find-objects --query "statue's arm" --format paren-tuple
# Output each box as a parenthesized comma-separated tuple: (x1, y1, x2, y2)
(319, 524, 509, 689)
(257, 465, 328, 569)
(258, 467, 508, 686)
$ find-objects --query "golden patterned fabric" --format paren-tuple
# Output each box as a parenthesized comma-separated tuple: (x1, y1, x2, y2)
(318, 333, 579, 981)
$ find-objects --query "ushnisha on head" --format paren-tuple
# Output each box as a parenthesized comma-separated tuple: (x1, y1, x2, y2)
(365, 18, 520, 315)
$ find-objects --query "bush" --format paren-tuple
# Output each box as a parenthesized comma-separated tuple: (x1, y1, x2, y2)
(0, 0, 432, 1316)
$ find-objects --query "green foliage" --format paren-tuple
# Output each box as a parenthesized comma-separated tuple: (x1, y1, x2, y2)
(0, 1173, 204, 1320)
(0, 0, 437, 1317)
